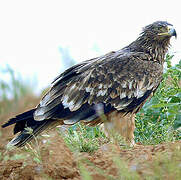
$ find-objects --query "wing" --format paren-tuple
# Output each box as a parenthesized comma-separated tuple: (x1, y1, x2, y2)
(34, 51, 163, 121)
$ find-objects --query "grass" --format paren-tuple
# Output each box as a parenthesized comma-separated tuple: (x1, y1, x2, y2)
(59, 123, 108, 153)
(134, 56, 181, 145)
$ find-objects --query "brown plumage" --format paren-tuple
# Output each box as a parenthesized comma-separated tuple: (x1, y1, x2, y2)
(2, 21, 177, 147)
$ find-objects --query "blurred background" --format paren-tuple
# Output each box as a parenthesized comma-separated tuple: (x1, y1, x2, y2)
(0, 0, 180, 94)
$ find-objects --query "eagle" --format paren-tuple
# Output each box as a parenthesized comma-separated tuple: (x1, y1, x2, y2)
(2, 21, 177, 147)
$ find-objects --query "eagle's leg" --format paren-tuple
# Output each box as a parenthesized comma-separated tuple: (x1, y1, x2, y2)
(101, 112, 135, 146)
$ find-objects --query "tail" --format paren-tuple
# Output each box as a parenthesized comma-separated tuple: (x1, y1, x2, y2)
(2, 109, 56, 147)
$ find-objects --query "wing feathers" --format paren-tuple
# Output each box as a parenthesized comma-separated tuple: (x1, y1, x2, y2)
(34, 53, 162, 121)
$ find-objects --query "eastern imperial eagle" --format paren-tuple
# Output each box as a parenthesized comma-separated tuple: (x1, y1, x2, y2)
(2, 21, 177, 147)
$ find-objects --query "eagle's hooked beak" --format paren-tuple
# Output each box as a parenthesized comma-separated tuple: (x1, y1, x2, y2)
(158, 26, 177, 38)
(168, 27, 177, 38)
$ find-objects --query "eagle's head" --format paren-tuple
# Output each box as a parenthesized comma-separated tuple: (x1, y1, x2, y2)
(127, 21, 177, 64)
(142, 21, 177, 41)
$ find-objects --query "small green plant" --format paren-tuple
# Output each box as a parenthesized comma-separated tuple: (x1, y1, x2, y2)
(23, 127, 42, 164)
(60, 123, 107, 153)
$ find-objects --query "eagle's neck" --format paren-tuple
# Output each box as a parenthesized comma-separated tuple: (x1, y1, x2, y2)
(127, 36, 170, 65)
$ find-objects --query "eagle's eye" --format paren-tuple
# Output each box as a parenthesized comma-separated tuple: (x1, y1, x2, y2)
(157, 25, 176, 38)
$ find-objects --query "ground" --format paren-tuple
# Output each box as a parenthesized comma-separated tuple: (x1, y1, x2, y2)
(0, 96, 181, 180)
(0, 130, 181, 180)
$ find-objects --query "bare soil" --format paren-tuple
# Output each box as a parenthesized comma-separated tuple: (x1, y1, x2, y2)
(0, 128, 181, 180)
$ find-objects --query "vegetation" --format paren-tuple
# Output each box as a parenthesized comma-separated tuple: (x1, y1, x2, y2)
(135, 55, 181, 144)
(59, 123, 107, 153)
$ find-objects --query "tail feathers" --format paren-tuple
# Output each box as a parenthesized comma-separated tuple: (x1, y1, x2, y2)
(2, 109, 36, 129)
(7, 120, 56, 147)
(2, 108, 57, 147)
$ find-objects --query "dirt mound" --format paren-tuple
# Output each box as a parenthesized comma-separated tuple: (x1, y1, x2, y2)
(0, 132, 80, 180)
(0, 160, 38, 180)
(0, 131, 181, 179)
(40, 134, 79, 179)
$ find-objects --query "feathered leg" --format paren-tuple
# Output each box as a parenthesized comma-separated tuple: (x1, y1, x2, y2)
(101, 112, 135, 146)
